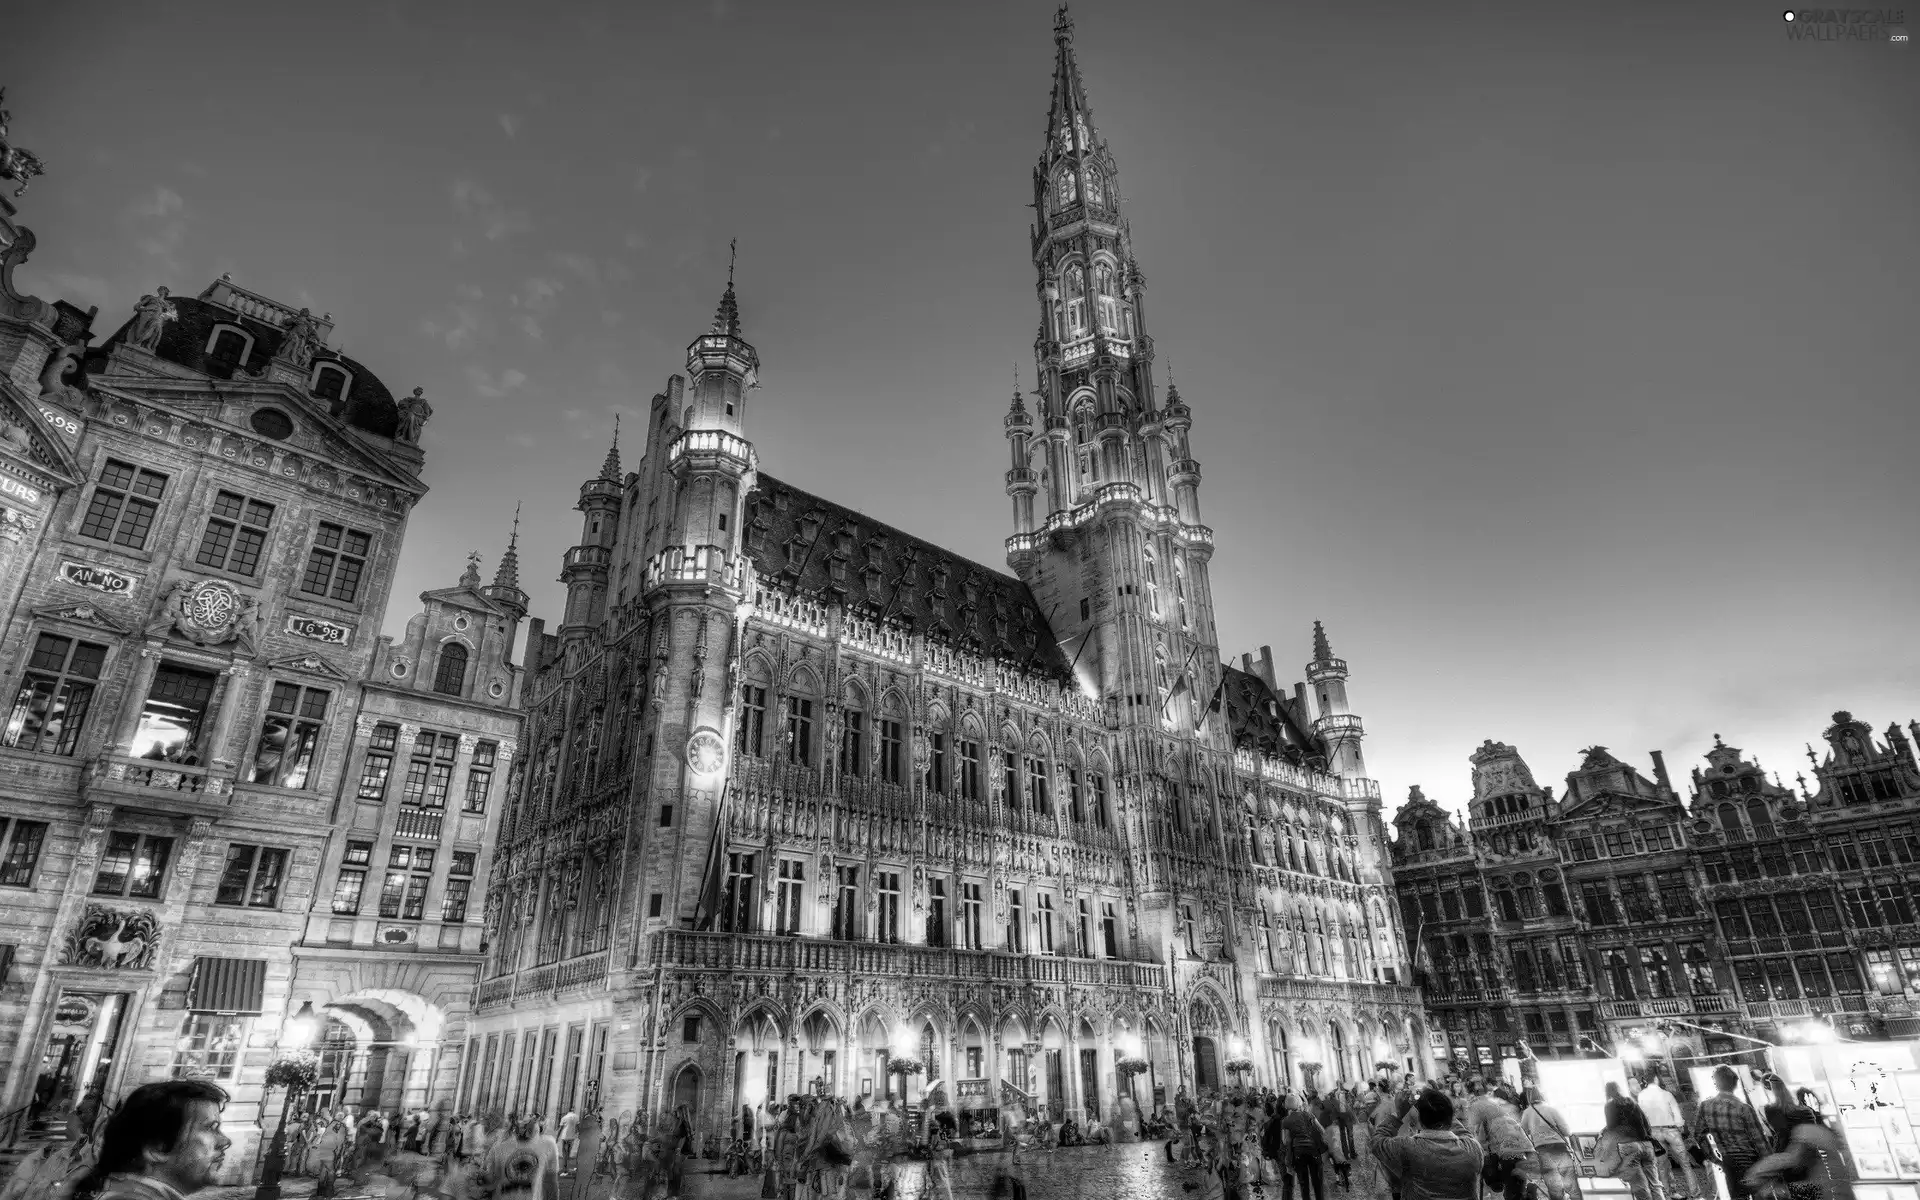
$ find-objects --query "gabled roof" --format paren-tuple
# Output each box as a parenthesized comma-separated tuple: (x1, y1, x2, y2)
(742, 473, 1072, 680)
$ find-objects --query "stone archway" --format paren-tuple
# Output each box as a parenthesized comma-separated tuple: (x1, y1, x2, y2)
(319, 989, 448, 1113)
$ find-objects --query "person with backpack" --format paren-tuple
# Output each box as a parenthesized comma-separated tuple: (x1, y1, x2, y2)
(1468, 1083, 1537, 1200)
(1597, 1083, 1668, 1200)
(1518, 1086, 1577, 1200)
(1281, 1093, 1333, 1200)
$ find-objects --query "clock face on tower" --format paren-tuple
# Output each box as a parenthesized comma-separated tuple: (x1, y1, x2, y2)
(686, 728, 727, 777)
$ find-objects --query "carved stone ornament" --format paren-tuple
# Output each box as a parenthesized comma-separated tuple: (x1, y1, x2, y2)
(61, 904, 162, 970)
(59, 561, 138, 596)
(686, 727, 727, 777)
(154, 577, 259, 650)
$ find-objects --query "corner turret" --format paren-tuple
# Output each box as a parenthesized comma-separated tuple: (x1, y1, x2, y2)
(1307, 620, 1366, 778)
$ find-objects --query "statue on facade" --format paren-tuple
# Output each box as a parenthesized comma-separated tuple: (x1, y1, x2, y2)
(278, 307, 318, 367)
(0, 91, 47, 197)
(127, 287, 177, 352)
(396, 386, 432, 443)
(38, 342, 84, 404)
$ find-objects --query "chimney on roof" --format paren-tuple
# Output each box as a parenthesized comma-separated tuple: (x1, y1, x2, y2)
(1294, 682, 1308, 713)
(1650, 750, 1672, 792)
(1241, 652, 1254, 676)
(1257, 645, 1278, 691)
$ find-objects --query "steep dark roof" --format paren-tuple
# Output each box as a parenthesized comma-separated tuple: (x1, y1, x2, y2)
(93, 296, 399, 438)
(744, 473, 1072, 681)
(1220, 664, 1328, 768)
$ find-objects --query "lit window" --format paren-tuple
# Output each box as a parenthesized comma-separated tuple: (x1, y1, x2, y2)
(93, 832, 173, 899)
(4, 634, 106, 756)
(251, 683, 329, 789)
(215, 844, 289, 909)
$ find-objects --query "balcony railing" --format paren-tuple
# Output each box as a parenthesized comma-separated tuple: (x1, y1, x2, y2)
(1600, 995, 1735, 1019)
(645, 543, 746, 591)
(86, 755, 232, 800)
(1258, 975, 1424, 1007)
(649, 930, 1167, 990)
(668, 428, 755, 468)
(394, 806, 444, 841)
(476, 950, 612, 1011)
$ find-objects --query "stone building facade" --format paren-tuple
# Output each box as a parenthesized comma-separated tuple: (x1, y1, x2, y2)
(0, 149, 523, 1176)
(459, 10, 1422, 1141)
(1391, 711, 1920, 1088)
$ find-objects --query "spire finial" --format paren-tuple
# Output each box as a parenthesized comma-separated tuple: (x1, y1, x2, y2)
(728, 237, 738, 285)
(1054, 3, 1073, 44)
(460, 551, 483, 588)
(1312, 619, 1333, 663)
(599, 416, 622, 481)
(491, 502, 524, 592)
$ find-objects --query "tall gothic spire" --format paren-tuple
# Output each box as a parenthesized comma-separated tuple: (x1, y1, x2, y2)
(492, 503, 522, 591)
(599, 415, 621, 481)
(1312, 619, 1334, 663)
(1046, 5, 1100, 164)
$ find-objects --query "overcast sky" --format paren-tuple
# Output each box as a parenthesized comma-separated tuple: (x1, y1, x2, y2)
(12, 0, 1916, 814)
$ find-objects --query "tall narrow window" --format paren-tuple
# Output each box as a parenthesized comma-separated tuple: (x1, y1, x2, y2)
(832, 866, 860, 940)
(786, 697, 814, 767)
(1076, 898, 1091, 957)
(1027, 757, 1051, 816)
(1007, 889, 1025, 953)
(775, 859, 805, 935)
(1095, 263, 1119, 333)
(1092, 773, 1110, 829)
(927, 879, 948, 947)
(878, 719, 903, 785)
(1037, 892, 1056, 953)
(1068, 768, 1084, 822)
(960, 882, 984, 950)
(1004, 752, 1020, 809)
(332, 842, 372, 915)
(443, 853, 475, 923)
(1065, 267, 1087, 337)
(402, 730, 456, 809)
(1182, 905, 1198, 957)
(0, 819, 49, 888)
(433, 643, 469, 696)
(5, 633, 106, 756)
(839, 710, 864, 776)
(379, 845, 435, 920)
(959, 739, 981, 801)
(251, 684, 330, 789)
(357, 723, 399, 801)
(1056, 168, 1076, 205)
(877, 871, 901, 944)
(194, 491, 275, 576)
(79, 459, 168, 548)
(722, 853, 757, 933)
(928, 732, 948, 794)
(1101, 902, 1119, 958)
(300, 522, 371, 603)
(464, 741, 496, 813)
(737, 686, 767, 757)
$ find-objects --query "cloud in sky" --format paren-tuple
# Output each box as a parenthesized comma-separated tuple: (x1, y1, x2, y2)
(498, 113, 523, 139)
(450, 179, 530, 241)
(465, 364, 527, 398)
(122, 186, 187, 269)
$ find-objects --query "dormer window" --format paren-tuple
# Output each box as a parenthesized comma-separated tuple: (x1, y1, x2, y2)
(311, 365, 350, 411)
(205, 327, 252, 379)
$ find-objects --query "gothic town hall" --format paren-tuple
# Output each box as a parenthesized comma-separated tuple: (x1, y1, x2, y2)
(465, 11, 1423, 1135)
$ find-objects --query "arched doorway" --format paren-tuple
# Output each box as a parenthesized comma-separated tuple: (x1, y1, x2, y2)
(1192, 1036, 1220, 1092)
(671, 1063, 702, 1114)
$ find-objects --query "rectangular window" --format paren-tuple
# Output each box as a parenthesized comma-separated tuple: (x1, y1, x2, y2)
(194, 490, 275, 576)
(960, 882, 984, 950)
(464, 741, 495, 813)
(215, 844, 289, 908)
(878, 718, 903, 785)
(331, 870, 366, 915)
(402, 874, 430, 920)
(832, 866, 860, 940)
(1027, 757, 1050, 816)
(442, 878, 472, 923)
(928, 732, 947, 794)
(1004, 753, 1020, 810)
(1657, 871, 1696, 918)
(648, 893, 663, 918)
(1077, 897, 1091, 956)
(1716, 898, 1752, 940)
(1007, 889, 1025, 953)
(79, 459, 168, 548)
(736, 686, 767, 757)
(300, 521, 371, 602)
(839, 710, 864, 776)
(171, 1013, 251, 1082)
(93, 831, 173, 899)
(356, 722, 399, 801)
(402, 730, 455, 808)
(1102, 902, 1119, 958)
(786, 697, 814, 766)
(1807, 890, 1842, 933)
(775, 859, 805, 935)
(1068, 768, 1084, 822)
(927, 878, 947, 947)
(1620, 876, 1659, 924)
(0, 819, 49, 887)
(1581, 882, 1620, 926)
(722, 852, 757, 934)
(1036, 892, 1056, 953)
(1746, 898, 1781, 939)
(1182, 904, 1198, 957)
(378, 870, 408, 919)
(1829, 952, 1865, 995)
(959, 739, 981, 801)
(877, 870, 901, 944)
(1092, 773, 1109, 829)
(251, 683, 329, 789)
(5, 633, 107, 756)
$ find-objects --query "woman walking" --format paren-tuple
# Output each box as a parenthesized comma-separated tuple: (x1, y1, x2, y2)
(1597, 1082, 1668, 1200)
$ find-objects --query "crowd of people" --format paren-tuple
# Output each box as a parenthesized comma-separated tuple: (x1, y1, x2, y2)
(0, 1064, 1870, 1200)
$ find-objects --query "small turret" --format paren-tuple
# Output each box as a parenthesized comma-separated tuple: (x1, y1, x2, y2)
(560, 427, 622, 636)
(1005, 375, 1039, 536)
(482, 504, 530, 622)
(1307, 620, 1366, 778)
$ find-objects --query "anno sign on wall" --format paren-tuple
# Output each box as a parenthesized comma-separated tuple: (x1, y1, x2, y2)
(285, 613, 353, 645)
(59, 561, 139, 596)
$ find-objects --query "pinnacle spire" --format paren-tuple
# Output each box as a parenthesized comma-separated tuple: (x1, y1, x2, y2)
(599, 415, 621, 481)
(1046, 4, 1097, 161)
(711, 243, 742, 338)
(1312, 619, 1333, 663)
(492, 502, 522, 591)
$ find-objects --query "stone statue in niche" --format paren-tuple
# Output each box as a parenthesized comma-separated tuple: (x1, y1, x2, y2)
(127, 287, 177, 353)
(396, 387, 433, 443)
(278, 308, 319, 368)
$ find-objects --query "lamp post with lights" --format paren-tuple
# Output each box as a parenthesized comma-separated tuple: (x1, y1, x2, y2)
(255, 1000, 319, 1200)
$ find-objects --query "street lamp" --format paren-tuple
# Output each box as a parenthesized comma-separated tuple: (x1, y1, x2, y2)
(255, 1001, 319, 1200)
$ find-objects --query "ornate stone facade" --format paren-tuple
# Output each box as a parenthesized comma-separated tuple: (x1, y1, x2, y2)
(462, 11, 1420, 1140)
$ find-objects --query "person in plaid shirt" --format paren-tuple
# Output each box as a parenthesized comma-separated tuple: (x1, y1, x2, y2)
(1697, 1066, 1771, 1200)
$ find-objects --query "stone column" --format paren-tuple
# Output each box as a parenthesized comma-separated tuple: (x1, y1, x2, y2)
(0, 508, 42, 642)
(204, 661, 253, 769)
(109, 639, 165, 754)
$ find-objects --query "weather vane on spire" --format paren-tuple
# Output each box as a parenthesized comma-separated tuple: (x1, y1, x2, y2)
(728, 237, 738, 285)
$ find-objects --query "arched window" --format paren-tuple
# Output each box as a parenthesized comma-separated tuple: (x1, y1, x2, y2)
(1057, 168, 1076, 205)
(312, 365, 349, 409)
(1095, 263, 1119, 334)
(433, 643, 469, 695)
(1717, 802, 1744, 841)
(1416, 822, 1435, 852)
(207, 328, 250, 379)
(1746, 798, 1774, 840)
(1172, 556, 1189, 629)
(1064, 267, 1088, 338)
(1142, 550, 1160, 616)
(1085, 168, 1104, 206)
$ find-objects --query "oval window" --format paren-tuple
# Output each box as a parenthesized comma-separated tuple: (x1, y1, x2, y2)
(250, 408, 294, 439)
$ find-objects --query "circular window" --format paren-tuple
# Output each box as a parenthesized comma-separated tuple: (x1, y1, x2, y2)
(391, 660, 409, 679)
(250, 408, 294, 439)
(454, 616, 470, 631)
